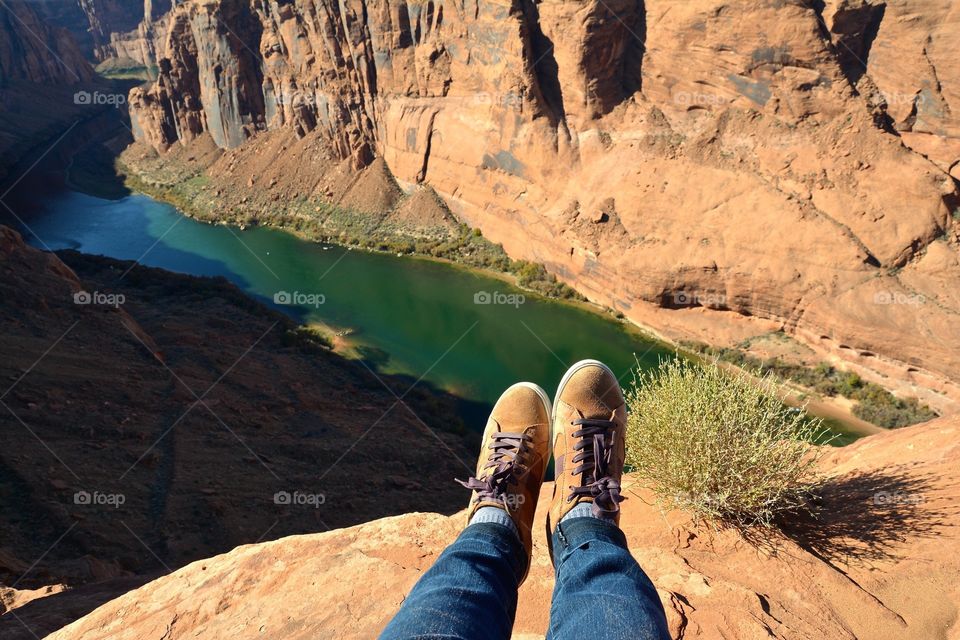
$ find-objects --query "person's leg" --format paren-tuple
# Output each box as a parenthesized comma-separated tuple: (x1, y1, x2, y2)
(547, 509, 670, 640)
(380, 382, 553, 640)
(545, 360, 670, 639)
(379, 516, 525, 640)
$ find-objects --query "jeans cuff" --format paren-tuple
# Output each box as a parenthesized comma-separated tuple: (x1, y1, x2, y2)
(461, 521, 528, 581)
(551, 513, 627, 566)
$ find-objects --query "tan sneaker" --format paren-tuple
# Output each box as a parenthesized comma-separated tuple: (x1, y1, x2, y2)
(457, 382, 551, 581)
(547, 360, 627, 535)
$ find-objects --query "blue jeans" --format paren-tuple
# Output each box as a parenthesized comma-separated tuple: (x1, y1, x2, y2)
(380, 517, 671, 640)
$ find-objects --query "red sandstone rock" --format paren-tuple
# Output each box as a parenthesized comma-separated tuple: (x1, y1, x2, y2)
(39, 415, 960, 639)
(122, 0, 960, 412)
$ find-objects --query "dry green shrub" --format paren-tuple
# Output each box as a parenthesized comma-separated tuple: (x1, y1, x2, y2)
(625, 359, 830, 528)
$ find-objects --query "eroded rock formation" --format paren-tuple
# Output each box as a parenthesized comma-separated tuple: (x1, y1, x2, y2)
(0, 0, 94, 83)
(125, 0, 960, 410)
(75, 0, 178, 61)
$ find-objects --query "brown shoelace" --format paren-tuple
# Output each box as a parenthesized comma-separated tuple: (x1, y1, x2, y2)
(457, 431, 532, 510)
(566, 418, 625, 518)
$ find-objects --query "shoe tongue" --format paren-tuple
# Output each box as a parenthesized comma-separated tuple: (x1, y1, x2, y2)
(575, 408, 617, 424)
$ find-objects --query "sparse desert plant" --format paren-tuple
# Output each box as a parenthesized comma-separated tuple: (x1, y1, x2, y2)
(676, 340, 937, 428)
(625, 358, 830, 528)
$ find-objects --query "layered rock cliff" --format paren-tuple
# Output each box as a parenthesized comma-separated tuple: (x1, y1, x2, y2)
(77, 0, 176, 61)
(103, 10, 175, 70)
(23, 414, 960, 639)
(25, 0, 177, 65)
(124, 0, 960, 410)
(0, 0, 94, 84)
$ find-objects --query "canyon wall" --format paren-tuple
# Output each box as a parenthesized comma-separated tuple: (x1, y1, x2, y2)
(75, 0, 178, 61)
(27, 0, 180, 65)
(103, 11, 174, 69)
(125, 0, 960, 407)
(0, 0, 94, 83)
(24, 0, 97, 58)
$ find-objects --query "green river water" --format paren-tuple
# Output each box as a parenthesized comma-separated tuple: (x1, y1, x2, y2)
(12, 185, 860, 444)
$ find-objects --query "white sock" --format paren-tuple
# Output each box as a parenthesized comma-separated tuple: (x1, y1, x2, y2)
(469, 505, 520, 539)
(559, 502, 597, 523)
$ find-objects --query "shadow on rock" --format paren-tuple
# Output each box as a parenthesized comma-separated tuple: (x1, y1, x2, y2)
(0, 575, 155, 640)
(774, 467, 953, 566)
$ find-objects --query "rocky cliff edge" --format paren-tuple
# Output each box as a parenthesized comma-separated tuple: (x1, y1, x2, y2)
(32, 414, 960, 640)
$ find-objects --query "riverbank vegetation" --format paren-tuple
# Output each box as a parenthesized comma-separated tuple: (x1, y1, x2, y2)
(122, 170, 585, 303)
(94, 57, 157, 81)
(116, 156, 930, 436)
(282, 325, 333, 351)
(680, 340, 938, 428)
(626, 359, 828, 529)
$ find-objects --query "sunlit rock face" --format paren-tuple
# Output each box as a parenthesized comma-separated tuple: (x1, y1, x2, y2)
(126, 0, 960, 402)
